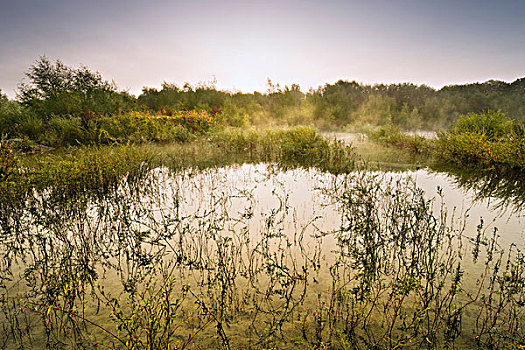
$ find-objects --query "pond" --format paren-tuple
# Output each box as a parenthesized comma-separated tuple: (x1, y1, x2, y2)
(1, 162, 524, 349)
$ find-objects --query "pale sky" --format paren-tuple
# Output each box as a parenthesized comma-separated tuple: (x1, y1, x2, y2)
(1, 0, 524, 97)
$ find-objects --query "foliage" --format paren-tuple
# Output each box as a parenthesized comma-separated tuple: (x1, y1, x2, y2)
(0, 143, 14, 181)
(367, 111, 525, 172)
(17, 56, 134, 118)
(137, 78, 525, 131)
(368, 125, 433, 154)
(0, 145, 152, 207)
(97, 111, 214, 145)
(4, 58, 525, 145)
(206, 126, 356, 173)
(0, 109, 215, 147)
(435, 111, 525, 170)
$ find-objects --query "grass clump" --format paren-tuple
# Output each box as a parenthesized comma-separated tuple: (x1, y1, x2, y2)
(368, 124, 432, 155)
(0, 144, 153, 212)
(151, 126, 357, 174)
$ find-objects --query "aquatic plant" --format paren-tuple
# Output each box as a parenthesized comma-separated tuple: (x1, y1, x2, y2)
(0, 162, 523, 349)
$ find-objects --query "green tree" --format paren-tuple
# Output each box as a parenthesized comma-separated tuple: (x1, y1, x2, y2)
(18, 56, 134, 117)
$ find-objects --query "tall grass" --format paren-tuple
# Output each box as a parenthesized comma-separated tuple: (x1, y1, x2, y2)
(368, 124, 432, 155)
(145, 126, 357, 174)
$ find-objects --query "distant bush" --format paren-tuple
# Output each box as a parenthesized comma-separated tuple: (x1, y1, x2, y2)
(368, 125, 432, 154)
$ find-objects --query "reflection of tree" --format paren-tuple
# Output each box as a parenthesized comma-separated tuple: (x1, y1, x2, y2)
(433, 164, 525, 213)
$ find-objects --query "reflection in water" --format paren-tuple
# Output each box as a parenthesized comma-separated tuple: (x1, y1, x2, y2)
(434, 165, 525, 214)
(0, 164, 524, 349)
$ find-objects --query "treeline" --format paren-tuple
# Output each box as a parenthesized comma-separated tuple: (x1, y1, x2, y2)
(136, 78, 525, 130)
(1, 57, 524, 145)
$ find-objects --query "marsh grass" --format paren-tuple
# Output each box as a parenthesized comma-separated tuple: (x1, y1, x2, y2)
(1, 127, 524, 349)
(144, 126, 356, 174)
(367, 125, 433, 156)
(368, 111, 525, 173)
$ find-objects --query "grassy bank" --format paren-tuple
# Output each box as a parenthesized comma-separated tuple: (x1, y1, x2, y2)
(1, 126, 356, 203)
(367, 110, 525, 172)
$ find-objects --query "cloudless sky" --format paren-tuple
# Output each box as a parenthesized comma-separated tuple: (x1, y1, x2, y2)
(1, 0, 524, 97)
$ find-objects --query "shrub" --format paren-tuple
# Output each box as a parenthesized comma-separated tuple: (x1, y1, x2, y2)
(0, 143, 14, 180)
(368, 125, 432, 154)
(435, 111, 525, 170)
(453, 110, 512, 140)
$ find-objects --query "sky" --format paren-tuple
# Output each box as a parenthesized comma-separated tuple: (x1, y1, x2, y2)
(0, 0, 524, 97)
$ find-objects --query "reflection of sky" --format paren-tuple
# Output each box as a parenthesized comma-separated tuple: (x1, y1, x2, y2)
(1, 0, 524, 97)
(413, 170, 524, 249)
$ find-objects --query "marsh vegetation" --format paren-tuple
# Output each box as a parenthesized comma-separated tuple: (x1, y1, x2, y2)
(0, 58, 524, 349)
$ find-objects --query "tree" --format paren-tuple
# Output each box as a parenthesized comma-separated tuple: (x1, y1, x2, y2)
(0, 90, 7, 104)
(17, 56, 132, 117)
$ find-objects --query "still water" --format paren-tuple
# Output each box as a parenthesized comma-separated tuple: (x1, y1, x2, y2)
(1, 163, 524, 349)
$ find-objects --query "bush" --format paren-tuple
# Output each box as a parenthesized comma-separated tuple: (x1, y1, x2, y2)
(453, 110, 512, 140)
(368, 125, 432, 154)
(435, 111, 525, 170)
(99, 111, 214, 143)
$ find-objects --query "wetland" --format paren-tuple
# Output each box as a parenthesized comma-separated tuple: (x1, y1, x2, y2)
(1, 134, 524, 349)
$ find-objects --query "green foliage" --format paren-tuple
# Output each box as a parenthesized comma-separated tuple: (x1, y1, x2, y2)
(453, 110, 513, 140)
(18, 56, 135, 118)
(138, 81, 227, 112)
(0, 143, 15, 181)
(207, 126, 356, 173)
(0, 94, 35, 138)
(368, 125, 432, 155)
(5, 58, 525, 148)
(435, 111, 525, 170)
(14, 145, 151, 197)
(1, 110, 214, 147)
(136, 78, 525, 131)
(367, 111, 525, 172)
(97, 111, 208, 144)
